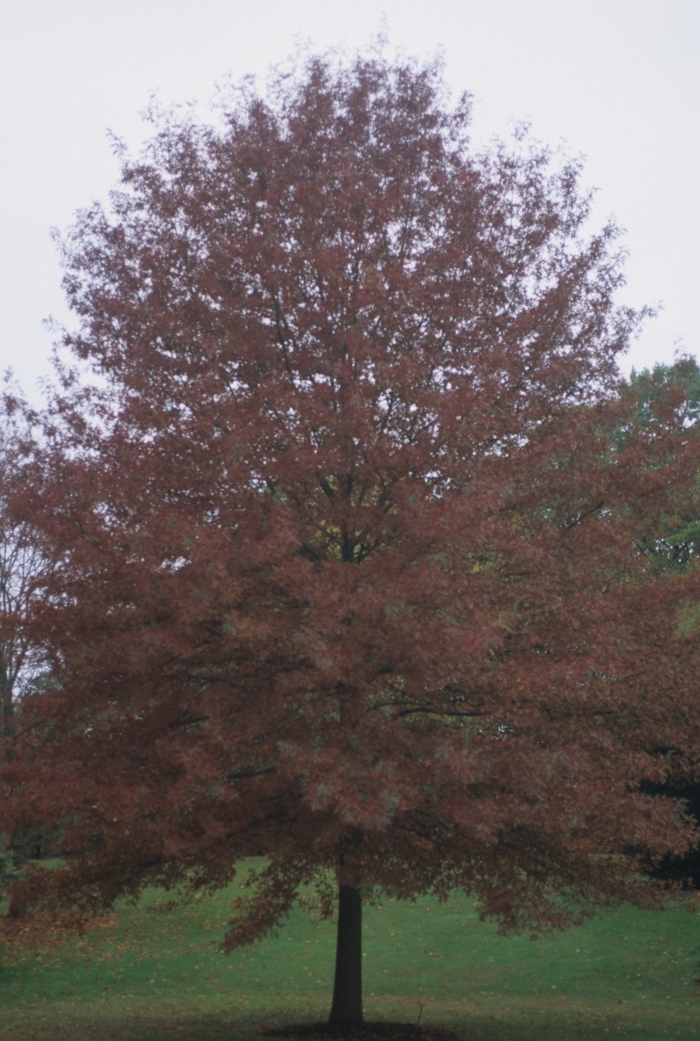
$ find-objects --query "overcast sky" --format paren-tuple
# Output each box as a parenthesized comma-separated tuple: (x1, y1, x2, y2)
(1, 0, 698, 402)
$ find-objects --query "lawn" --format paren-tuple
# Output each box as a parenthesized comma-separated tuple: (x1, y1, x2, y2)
(1, 869, 700, 1040)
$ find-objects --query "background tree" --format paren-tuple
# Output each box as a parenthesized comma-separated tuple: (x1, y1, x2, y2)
(622, 356, 700, 570)
(4, 52, 700, 1028)
(616, 357, 700, 888)
(0, 412, 46, 865)
(0, 424, 40, 745)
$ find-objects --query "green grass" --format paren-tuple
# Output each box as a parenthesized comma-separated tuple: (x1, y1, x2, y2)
(2, 872, 700, 1040)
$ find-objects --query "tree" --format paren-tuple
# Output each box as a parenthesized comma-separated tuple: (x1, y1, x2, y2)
(4, 52, 700, 1028)
(622, 356, 700, 570)
(0, 422, 42, 747)
(617, 357, 700, 888)
(0, 412, 46, 864)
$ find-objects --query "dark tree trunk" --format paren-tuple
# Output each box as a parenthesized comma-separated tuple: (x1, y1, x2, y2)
(329, 884, 363, 1026)
(0, 653, 14, 741)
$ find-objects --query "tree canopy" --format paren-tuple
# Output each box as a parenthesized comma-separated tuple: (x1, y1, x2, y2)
(3, 51, 700, 1026)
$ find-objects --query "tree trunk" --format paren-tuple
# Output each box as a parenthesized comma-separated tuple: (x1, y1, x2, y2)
(0, 651, 14, 742)
(329, 884, 363, 1026)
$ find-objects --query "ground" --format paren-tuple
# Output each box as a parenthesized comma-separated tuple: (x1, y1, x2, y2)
(1, 868, 699, 1039)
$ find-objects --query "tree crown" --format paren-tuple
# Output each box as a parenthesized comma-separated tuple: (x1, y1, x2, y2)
(4, 51, 699, 945)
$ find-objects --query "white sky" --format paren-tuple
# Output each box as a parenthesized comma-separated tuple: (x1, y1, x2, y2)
(1, 0, 698, 403)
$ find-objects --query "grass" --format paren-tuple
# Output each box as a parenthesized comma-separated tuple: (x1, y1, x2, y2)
(2, 870, 700, 1040)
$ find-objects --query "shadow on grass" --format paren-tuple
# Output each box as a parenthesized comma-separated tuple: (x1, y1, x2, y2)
(265, 1022, 459, 1041)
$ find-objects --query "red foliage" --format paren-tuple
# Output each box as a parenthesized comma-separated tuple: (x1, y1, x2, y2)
(4, 53, 700, 957)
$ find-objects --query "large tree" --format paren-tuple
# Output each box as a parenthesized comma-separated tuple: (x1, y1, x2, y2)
(4, 52, 700, 1027)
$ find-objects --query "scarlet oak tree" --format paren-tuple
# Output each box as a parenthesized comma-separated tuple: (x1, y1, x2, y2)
(5, 53, 700, 1026)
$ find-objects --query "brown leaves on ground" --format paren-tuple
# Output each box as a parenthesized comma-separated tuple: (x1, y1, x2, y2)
(0, 911, 117, 948)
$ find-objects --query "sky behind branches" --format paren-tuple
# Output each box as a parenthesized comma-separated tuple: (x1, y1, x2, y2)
(1, 0, 698, 402)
